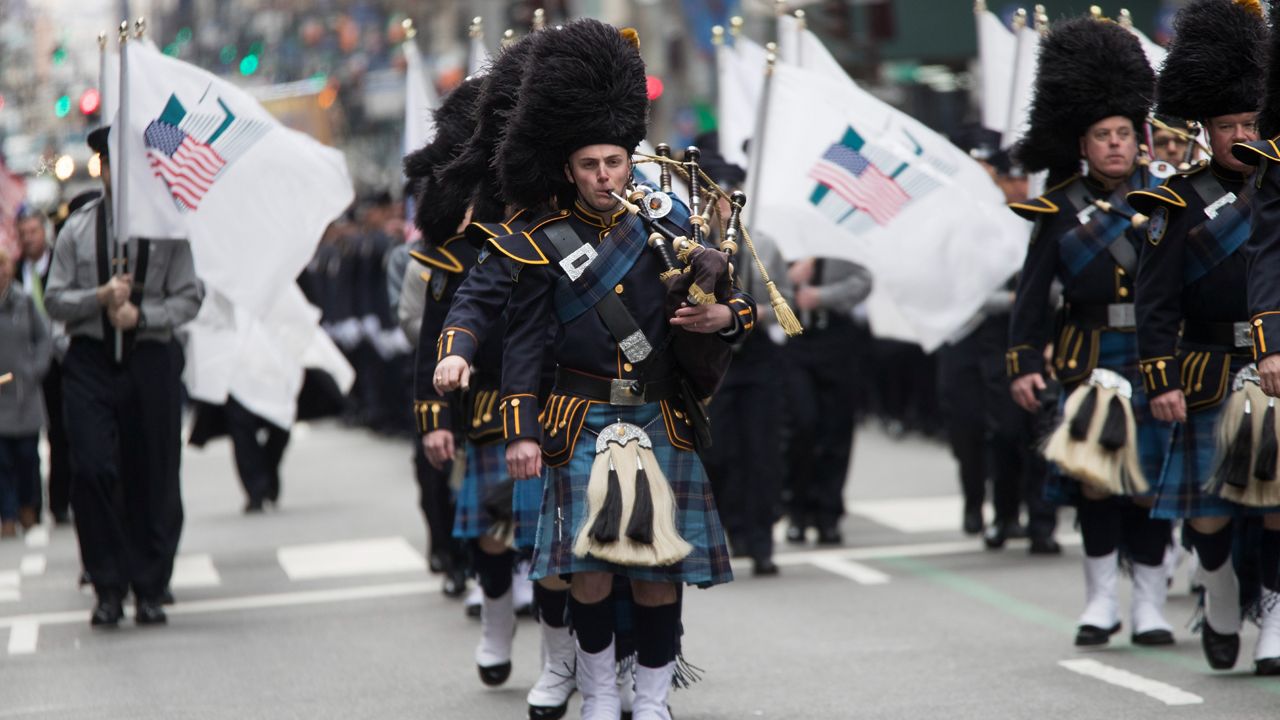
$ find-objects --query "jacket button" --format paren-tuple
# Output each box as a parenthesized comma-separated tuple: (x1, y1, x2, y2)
(623, 363, 633, 372)
(615, 284, 624, 294)
(1118, 287, 1130, 298)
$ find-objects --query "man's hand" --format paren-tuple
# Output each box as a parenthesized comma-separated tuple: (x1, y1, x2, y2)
(96, 274, 131, 309)
(433, 355, 471, 393)
(1261, 354, 1280, 397)
(506, 438, 542, 480)
(787, 258, 816, 286)
(670, 302, 732, 333)
(423, 429, 455, 470)
(795, 286, 822, 311)
(108, 301, 139, 330)
(1149, 389, 1187, 423)
(1010, 373, 1047, 414)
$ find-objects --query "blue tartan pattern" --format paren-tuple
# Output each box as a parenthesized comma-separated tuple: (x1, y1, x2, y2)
(529, 402, 733, 587)
(512, 475, 543, 551)
(1058, 170, 1159, 279)
(451, 440, 509, 540)
(1183, 181, 1254, 284)
(1152, 356, 1275, 518)
(1045, 330, 1173, 504)
(552, 211, 648, 324)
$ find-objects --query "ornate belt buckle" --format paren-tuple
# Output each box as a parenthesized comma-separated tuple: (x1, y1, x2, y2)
(1233, 322, 1252, 349)
(609, 379, 645, 406)
(1107, 303, 1136, 329)
(559, 243, 597, 282)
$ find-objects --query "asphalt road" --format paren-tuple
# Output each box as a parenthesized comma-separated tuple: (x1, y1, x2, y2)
(2, 421, 1278, 719)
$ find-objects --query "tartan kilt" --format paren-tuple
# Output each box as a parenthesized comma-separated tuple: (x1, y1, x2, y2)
(529, 401, 733, 588)
(512, 476, 543, 551)
(1152, 355, 1275, 519)
(1045, 330, 1173, 505)
(451, 440, 509, 540)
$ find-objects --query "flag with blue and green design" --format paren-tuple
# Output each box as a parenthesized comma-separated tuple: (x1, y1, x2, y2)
(144, 94, 270, 211)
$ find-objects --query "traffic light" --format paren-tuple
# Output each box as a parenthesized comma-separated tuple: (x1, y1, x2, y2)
(79, 89, 100, 116)
(54, 95, 71, 118)
(239, 54, 259, 76)
(52, 45, 67, 66)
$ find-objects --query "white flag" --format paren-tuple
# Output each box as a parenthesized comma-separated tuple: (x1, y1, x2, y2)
(1003, 23, 1040, 148)
(755, 62, 1029, 351)
(975, 9, 1015, 134)
(1126, 24, 1167, 72)
(469, 32, 490, 76)
(778, 15, 846, 81)
(403, 37, 440, 156)
(716, 36, 767, 169)
(110, 40, 353, 314)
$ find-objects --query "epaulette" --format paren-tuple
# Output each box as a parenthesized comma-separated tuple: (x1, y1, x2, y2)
(1127, 184, 1187, 215)
(409, 234, 465, 274)
(1232, 138, 1280, 167)
(486, 210, 567, 265)
(464, 207, 532, 248)
(1007, 174, 1077, 221)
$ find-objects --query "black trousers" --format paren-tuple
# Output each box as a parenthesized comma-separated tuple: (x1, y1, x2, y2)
(225, 397, 290, 503)
(42, 360, 71, 518)
(413, 438, 458, 566)
(702, 332, 783, 561)
(783, 319, 859, 529)
(63, 339, 184, 600)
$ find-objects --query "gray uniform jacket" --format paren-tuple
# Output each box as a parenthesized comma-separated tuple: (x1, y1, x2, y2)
(0, 285, 52, 435)
(45, 197, 203, 342)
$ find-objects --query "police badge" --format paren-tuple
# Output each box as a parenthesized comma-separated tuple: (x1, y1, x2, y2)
(1147, 206, 1168, 246)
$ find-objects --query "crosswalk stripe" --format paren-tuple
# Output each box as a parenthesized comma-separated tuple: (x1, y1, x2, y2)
(808, 556, 891, 584)
(277, 537, 426, 581)
(847, 496, 970, 533)
(19, 555, 45, 576)
(1058, 659, 1204, 706)
(172, 554, 221, 588)
(7, 620, 38, 655)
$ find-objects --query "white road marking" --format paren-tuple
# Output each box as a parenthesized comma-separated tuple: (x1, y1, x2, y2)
(0, 571, 19, 588)
(847, 496, 970, 533)
(23, 526, 49, 548)
(171, 554, 221, 588)
(19, 555, 45, 576)
(0, 589, 19, 603)
(808, 556, 891, 584)
(7, 620, 38, 654)
(277, 537, 426, 581)
(1058, 659, 1204, 706)
(756, 534, 1083, 568)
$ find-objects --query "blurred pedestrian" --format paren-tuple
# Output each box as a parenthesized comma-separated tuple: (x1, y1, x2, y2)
(0, 244, 51, 538)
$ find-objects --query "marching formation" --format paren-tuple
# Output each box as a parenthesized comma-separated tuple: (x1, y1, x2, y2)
(1005, 0, 1280, 676)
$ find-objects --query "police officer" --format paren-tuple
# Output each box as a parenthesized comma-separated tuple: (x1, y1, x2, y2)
(1005, 16, 1175, 648)
(45, 126, 203, 627)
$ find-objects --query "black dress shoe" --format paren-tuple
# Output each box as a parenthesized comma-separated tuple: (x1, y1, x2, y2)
(753, 558, 780, 577)
(983, 524, 1007, 550)
(243, 498, 265, 514)
(785, 524, 807, 545)
(1132, 629, 1175, 646)
(1201, 622, 1240, 670)
(816, 526, 843, 546)
(442, 569, 467, 599)
(1256, 657, 1280, 676)
(1003, 523, 1028, 540)
(1029, 536, 1063, 555)
(478, 661, 512, 686)
(135, 598, 168, 626)
(90, 595, 124, 628)
(428, 552, 446, 574)
(962, 509, 983, 536)
(1075, 622, 1121, 647)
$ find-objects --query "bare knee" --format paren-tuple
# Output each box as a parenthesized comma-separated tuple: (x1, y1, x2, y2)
(476, 535, 508, 555)
(631, 580, 677, 607)
(1264, 514, 1280, 532)
(1190, 516, 1231, 535)
(571, 571, 613, 603)
(538, 576, 570, 592)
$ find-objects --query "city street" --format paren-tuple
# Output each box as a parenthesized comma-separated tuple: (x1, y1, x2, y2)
(2, 422, 1279, 719)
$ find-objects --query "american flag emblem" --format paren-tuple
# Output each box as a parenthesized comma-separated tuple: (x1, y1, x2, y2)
(807, 127, 955, 233)
(144, 93, 270, 212)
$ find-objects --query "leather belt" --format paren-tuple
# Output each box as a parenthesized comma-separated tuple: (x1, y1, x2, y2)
(1066, 302, 1136, 330)
(554, 368, 678, 407)
(1181, 319, 1252, 350)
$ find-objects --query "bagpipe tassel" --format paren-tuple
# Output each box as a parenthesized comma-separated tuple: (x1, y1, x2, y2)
(766, 280, 804, 338)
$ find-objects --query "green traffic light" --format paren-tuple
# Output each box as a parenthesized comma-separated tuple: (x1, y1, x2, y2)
(54, 95, 71, 118)
(176, 27, 193, 44)
(239, 54, 259, 76)
(163, 43, 180, 57)
(219, 45, 236, 65)
(52, 46, 67, 65)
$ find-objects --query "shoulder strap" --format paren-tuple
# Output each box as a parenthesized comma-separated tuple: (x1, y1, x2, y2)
(95, 204, 113, 343)
(541, 222, 653, 364)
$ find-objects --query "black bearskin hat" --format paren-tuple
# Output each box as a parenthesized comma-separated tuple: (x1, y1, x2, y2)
(1155, 0, 1266, 122)
(1259, 0, 1280, 137)
(402, 77, 482, 244)
(498, 19, 649, 210)
(437, 30, 551, 224)
(1015, 16, 1154, 176)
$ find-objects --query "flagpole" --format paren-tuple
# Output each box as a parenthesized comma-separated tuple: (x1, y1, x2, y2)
(793, 9, 806, 66)
(745, 48, 776, 230)
(113, 21, 130, 362)
(1001, 8, 1028, 147)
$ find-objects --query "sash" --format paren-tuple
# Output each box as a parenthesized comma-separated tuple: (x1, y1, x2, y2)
(551, 210, 649, 324)
(1183, 170, 1254, 285)
(1058, 169, 1160, 279)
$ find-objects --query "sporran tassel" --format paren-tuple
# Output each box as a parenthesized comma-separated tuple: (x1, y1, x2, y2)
(1219, 396, 1254, 490)
(1098, 395, 1128, 451)
(625, 456, 655, 545)
(1069, 386, 1100, 441)
(1256, 398, 1278, 482)
(589, 458, 624, 543)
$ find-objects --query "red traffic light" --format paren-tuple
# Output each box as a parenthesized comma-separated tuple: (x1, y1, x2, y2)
(79, 88, 101, 115)
(646, 75, 664, 101)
